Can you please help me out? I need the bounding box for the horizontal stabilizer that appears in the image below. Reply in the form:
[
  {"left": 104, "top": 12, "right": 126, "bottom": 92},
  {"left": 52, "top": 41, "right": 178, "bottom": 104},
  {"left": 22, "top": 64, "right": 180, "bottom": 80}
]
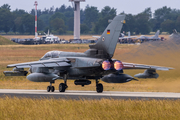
[{"left": 122, "top": 62, "right": 174, "bottom": 71}]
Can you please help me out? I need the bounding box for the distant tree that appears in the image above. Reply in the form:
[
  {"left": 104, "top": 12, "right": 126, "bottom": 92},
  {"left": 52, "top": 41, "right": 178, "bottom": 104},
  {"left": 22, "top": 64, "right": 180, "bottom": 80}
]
[
  {"left": 80, "top": 9, "right": 85, "bottom": 24},
  {"left": 154, "top": 6, "right": 171, "bottom": 20},
  {"left": 135, "top": 13, "right": 151, "bottom": 34},
  {"left": 142, "top": 7, "right": 152, "bottom": 19},
  {"left": 0, "top": 8, "right": 13, "bottom": 34},
  {"left": 12, "top": 9, "right": 29, "bottom": 34},
  {"left": 161, "top": 19, "right": 175, "bottom": 33},
  {"left": 64, "top": 11, "right": 74, "bottom": 19},
  {"left": 80, "top": 24, "right": 89, "bottom": 34},
  {"left": 42, "top": 8, "right": 49, "bottom": 14},
  {"left": 153, "top": 6, "right": 172, "bottom": 31},
  {"left": 176, "top": 16, "right": 180, "bottom": 32},
  {"left": 30, "top": 9, "right": 42, "bottom": 17},
  {"left": 49, "top": 6, "right": 55, "bottom": 15},
  {"left": 39, "top": 14, "right": 51, "bottom": 27},
  {"left": 44, "top": 27, "right": 50, "bottom": 34},
  {"left": 50, "top": 12, "right": 66, "bottom": 23},
  {"left": 67, "top": 17, "right": 74, "bottom": 31},
  {"left": 94, "top": 6, "right": 116, "bottom": 34},
  {"left": 12, "top": 9, "right": 27, "bottom": 17},
  {"left": 37, "top": 19, "right": 45, "bottom": 31},
  {"left": 0, "top": 4, "right": 11, "bottom": 11},
  {"left": 122, "top": 14, "right": 136, "bottom": 34},
  {"left": 55, "top": 4, "right": 66, "bottom": 13},
  {"left": 22, "top": 14, "right": 34, "bottom": 34},
  {"left": 14, "top": 17, "right": 24, "bottom": 34},
  {"left": 84, "top": 5, "right": 99, "bottom": 28},
  {"left": 50, "top": 18, "right": 67, "bottom": 34}
]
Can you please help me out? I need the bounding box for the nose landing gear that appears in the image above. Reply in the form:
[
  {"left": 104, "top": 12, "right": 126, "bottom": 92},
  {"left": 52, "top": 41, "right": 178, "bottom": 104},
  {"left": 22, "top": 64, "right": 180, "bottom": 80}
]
[{"left": 47, "top": 82, "right": 55, "bottom": 92}]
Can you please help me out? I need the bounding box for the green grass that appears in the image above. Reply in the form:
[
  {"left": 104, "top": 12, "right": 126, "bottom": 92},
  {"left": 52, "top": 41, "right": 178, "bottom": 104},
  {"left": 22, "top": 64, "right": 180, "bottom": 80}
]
[
  {"left": 0, "top": 35, "right": 17, "bottom": 45},
  {"left": 0, "top": 97, "right": 180, "bottom": 120}
]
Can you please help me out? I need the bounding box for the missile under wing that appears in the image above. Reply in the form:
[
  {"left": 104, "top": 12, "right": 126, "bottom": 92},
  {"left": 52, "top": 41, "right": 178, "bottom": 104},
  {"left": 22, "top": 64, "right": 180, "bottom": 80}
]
[{"left": 4, "top": 15, "right": 173, "bottom": 93}]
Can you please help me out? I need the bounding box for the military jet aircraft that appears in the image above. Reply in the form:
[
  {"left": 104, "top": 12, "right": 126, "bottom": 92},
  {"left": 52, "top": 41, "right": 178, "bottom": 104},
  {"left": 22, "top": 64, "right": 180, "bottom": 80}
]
[
  {"left": 169, "top": 29, "right": 180, "bottom": 39},
  {"left": 3, "top": 15, "right": 173, "bottom": 93},
  {"left": 119, "top": 31, "right": 137, "bottom": 40},
  {"left": 137, "top": 30, "right": 161, "bottom": 40}
]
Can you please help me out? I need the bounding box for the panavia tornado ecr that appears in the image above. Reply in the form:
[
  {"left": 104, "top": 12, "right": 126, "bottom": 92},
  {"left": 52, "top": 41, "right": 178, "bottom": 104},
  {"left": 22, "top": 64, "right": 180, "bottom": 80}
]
[{"left": 3, "top": 15, "right": 173, "bottom": 93}]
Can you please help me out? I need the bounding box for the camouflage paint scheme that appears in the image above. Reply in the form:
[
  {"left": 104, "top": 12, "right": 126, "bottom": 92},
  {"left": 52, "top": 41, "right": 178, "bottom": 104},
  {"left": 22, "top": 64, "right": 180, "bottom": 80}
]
[{"left": 4, "top": 15, "right": 173, "bottom": 93}]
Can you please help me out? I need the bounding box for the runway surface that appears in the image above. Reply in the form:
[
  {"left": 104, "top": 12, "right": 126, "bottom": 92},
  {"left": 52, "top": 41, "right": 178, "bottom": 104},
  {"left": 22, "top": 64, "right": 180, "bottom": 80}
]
[{"left": 0, "top": 89, "right": 180, "bottom": 100}]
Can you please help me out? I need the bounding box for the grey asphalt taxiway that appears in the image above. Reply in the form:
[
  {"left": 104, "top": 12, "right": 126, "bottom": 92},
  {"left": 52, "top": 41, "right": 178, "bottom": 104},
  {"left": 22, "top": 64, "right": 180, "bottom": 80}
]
[{"left": 0, "top": 89, "right": 180, "bottom": 100}]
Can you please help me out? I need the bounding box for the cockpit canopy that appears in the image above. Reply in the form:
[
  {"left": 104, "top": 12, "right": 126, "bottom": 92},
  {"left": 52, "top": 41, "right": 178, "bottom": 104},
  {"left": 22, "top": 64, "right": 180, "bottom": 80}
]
[{"left": 41, "top": 51, "right": 61, "bottom": 59}]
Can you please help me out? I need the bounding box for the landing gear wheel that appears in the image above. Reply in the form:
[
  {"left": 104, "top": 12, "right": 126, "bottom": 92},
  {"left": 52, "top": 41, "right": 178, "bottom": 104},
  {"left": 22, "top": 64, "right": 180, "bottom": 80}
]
[
  {"left": 65, "top": 85, "right": 68, "bottom": 89},
  {"left": 47, "top": 86, "right": 51, "bottom": 92},
  {"left": 96, "top": 83, "right": 103, "bottom": 93},
  {"left": 51, "top": 86, "right": 55, "bottom": 92},
  {"left": 59, "top": 83, "right": 66, "bottom": 92}
]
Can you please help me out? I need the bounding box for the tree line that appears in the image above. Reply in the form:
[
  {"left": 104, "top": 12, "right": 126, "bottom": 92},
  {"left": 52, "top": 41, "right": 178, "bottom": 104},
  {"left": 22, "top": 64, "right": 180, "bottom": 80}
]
[{"left": 0, "top": 4, "right": 180, "bottom": 35}]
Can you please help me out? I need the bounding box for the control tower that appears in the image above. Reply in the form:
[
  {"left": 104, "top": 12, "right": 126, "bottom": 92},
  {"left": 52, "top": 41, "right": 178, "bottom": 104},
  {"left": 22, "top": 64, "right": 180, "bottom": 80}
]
[
  {"left": 34, "top": 1, "right": 38, "bottom": 38},
  {"left": 69, "top": 0, "right": 85, "bottom": 39}
]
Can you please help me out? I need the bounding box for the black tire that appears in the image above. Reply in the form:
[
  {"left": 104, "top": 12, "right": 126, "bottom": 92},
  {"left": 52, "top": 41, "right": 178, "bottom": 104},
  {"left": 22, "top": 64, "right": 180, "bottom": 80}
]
[
  {"left": 47, "top": 86, "right": 51, "bottom": 92},
  {"left": 96, "top": 83, "right": 103, "bottom": 93},
  {"left": 65, "top": 85, "right": 68, "bottom": 89},
  {"left": 59, "top": 83, "right": 66, "bottom": 92},
  {"left": 51, "top": 86, "right": 55, "bottom": 92}
]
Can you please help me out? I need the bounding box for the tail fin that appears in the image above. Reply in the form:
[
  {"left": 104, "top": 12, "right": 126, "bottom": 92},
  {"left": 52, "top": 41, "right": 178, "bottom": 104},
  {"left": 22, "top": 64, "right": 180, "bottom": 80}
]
[
  {"left": 89, "top": 15, "right": 125, "bottom": 59},
  {"left": 154, "top": 30, "right": 160, "bottom": 37},
  {"left": 128, "top": 31, "right": 130, "bottom": 37},
  {"left": 173, "top": 29, "right": 178, "bottom": 34}
]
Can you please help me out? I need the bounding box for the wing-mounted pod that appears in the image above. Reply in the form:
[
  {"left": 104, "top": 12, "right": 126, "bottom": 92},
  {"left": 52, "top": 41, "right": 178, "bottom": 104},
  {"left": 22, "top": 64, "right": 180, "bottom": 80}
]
[
  {"left": 101, "top": 73, "right": 137, "bottom": 83},
  {"left": 27, "top": 73, "right": 59, "bottom": 82},
  {"left": 134, "top": 69, "right": 159, "bottom": 78},
  {"left": 3, "top": 68, "right": 28, "bottom": 76}
]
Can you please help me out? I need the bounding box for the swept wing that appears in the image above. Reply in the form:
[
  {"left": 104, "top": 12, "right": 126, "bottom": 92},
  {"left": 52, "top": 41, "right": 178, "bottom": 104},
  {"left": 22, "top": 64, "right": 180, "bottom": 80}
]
[{"left": 7, "top": 59, "right": 71, "bottom": 68}]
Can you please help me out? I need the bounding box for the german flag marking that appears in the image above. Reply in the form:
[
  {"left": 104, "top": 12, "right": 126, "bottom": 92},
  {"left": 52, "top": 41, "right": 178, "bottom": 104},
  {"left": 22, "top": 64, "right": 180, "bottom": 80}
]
[{"left": 107, "top": 30, "right": 110, "bottom": 34}]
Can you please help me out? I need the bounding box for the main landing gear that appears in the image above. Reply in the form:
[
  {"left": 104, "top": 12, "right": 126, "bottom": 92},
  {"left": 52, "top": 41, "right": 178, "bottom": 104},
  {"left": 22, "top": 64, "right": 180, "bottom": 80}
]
[
  {"left": 59, "top": 74, "right": 68, "bottom": 92},
  {"left": 47, "top": 82, "right": 55, "bottom": 92},
  {"left": 96, "top": 79, "right": 103, "bottom": 93},
  {"left": 47, "top": 75, "right": 103, "bottom": 93}
]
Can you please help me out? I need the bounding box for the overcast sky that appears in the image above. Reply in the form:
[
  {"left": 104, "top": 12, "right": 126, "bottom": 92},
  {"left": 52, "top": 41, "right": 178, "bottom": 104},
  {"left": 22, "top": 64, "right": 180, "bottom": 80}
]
[{"left": 0, "top": 0, "right": 180, "bottom": 15}]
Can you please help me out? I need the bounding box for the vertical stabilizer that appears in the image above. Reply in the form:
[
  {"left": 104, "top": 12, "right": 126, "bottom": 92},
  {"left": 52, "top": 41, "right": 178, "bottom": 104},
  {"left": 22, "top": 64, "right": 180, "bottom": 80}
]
[
  {"left": 48, "top": 30, "right": 50, "bottom": 36},
  {"left": 154, "top": 30, "right": 160, "bottom": 37},
  {"left": 173, "top": 29, "right": 178, "bottom": 34},
  {"left": 89, "top": 15, "right": 125, "bottom": 59},
  {"left": 128, "top": 31, "right": 130, "bottom": 37}
]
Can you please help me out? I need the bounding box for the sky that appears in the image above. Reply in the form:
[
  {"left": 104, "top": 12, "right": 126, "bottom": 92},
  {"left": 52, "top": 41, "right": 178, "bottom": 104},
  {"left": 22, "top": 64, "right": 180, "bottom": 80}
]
[{"left": 0, "top": 0, "right": 180, "bottom": 15}]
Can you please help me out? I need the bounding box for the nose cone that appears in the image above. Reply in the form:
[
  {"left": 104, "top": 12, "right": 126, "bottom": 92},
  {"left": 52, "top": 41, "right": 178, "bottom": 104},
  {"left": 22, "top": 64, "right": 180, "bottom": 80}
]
[{"left": 27, "top": 73, "right": 35, "bottom": 81}]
